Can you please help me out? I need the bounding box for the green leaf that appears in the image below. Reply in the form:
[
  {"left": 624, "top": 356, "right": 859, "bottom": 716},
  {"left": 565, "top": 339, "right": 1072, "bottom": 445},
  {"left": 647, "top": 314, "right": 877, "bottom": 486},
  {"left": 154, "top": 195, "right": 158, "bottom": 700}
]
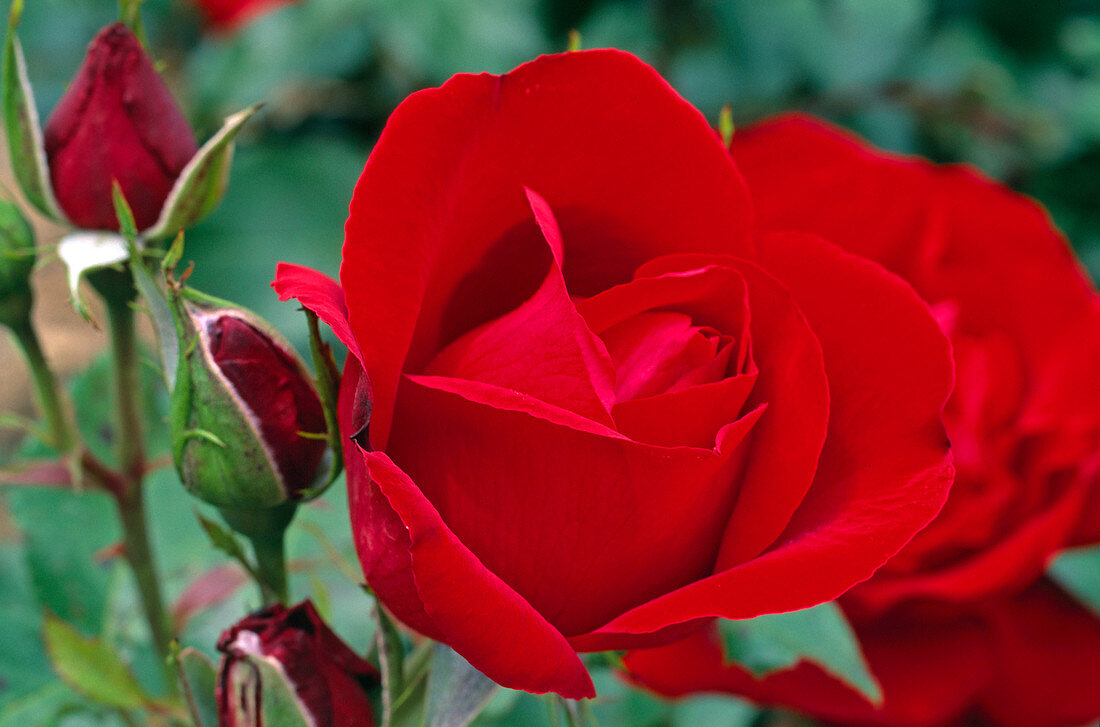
[
  {"left": 0, "top": 545, "right": 54, "bottom": 707},
  {"left": 176, "top": 647, "right": 219, "bottom": 727},
  {"left": 41, "top": 615, "right": 153, "bottom": 710},
  {"left": 720, "top": 602, "right": 882, "bottom": 705},
  {"left": 424, "top": 644, "right": 498, "bottom": 727},
  {"left": 1049, "top": 546, "right": 1100, "bottom": 616},
  {"left": 0, "top": 0, "right": 63, "bottom": 222},
  {"left": 144, "top": 104, "right": 261, "bottom": 240}
]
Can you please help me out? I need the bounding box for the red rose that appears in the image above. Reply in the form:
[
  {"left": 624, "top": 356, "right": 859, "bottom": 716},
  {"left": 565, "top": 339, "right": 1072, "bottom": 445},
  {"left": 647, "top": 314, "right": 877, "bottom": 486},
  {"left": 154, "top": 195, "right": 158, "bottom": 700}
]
[
  {"left": 624, "top": 116, "right": 1100, "bottom": 727},
  {"left": 43, "top": 23, "right": 198, "bottom": 231},
  {"left": 217, "top": 600, "right": 377, "bottom": 727},
  {"left": 192, "top": 0, "right": 300, "bottom": 31},
  {"left": 273, "top": 51, "right": 954, "bottom": 698}
]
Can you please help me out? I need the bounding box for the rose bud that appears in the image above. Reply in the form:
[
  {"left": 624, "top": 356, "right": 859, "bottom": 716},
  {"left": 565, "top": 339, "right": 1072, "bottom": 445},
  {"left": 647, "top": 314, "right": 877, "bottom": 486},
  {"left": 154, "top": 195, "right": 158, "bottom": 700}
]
[
  {"left": 217, "top": 601, "right": 377, "bottom": 727},
  {"left": 43, "top": 23, "right": 198, "bottom": 231},
  {"left": 169, "top": 290, "right": 328, "bottom": 517},
  {"left": 0, "top": 198, "right": 35, "bottom": 329}
]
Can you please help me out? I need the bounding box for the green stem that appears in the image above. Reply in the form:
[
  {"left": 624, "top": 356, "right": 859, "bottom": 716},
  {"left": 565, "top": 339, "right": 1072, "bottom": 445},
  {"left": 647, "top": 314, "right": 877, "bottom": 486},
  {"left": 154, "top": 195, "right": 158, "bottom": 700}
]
[
  {"left": 219, "top": 504, "right": 295, "bottom": 605},
  {"left": 105, "top": 296, "right": 144, "bottom": 482},
  {"left": 116, "top": 486, "right": 175, "bottom": 694},
  {"left": 10, "top": 320, "right": 74, "bottom": 452},
  {"left": 250, "top": 531, "right": 288, "bottom": 605},
  {"left": 103, "top": 290, "right": 175, "bottom": 696}
]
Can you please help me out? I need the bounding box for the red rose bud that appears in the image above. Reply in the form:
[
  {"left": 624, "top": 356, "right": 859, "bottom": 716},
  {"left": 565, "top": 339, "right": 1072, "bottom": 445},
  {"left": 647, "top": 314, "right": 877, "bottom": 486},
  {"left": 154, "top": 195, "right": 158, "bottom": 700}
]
[
  {"left": 170, "top": 292, "right": 328, "bottom": 512},
  {"left": 217, "top": 601, "right": 377, "bottom": 727},
  {"left": 43, "top": 23, "right": 198, "bottom": 231},
  {"left": 0, "top": 198, "right": 35, "bottom": 328}
]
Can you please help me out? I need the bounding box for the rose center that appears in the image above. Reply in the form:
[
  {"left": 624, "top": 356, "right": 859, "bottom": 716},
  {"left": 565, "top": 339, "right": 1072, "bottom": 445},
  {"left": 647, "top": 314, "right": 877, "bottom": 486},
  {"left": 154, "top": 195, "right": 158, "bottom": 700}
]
[{"left": 600, "top": 311, "right": 734, "bottom": 401}]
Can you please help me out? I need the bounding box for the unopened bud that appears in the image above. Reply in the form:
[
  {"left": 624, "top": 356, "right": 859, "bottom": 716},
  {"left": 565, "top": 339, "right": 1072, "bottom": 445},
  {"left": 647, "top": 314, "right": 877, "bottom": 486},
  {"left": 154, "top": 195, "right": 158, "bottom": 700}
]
[
  {"left": 170, "top": 291, "right": 328, "bottom": 513},
  {"left": 216, "top": 601, "right": 377, "bottom": 727},
  {"left": 43, "top": 23, "right": 197, "bottom": 231}
]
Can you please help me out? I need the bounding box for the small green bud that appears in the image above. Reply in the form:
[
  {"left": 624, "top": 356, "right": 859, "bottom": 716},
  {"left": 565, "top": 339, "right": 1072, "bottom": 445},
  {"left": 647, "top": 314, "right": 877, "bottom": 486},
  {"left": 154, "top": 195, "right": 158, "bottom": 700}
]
[
  {"left": 0, "top": 198, "right": 35, "bottom": 328},
  {"left": 169, "top": 289, "right": 329, "bottom": 513}
]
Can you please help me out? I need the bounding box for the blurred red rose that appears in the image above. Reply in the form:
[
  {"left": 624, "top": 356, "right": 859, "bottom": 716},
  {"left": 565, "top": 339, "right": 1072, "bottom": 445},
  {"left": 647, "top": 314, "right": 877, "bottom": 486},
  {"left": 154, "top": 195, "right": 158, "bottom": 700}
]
[
  {"left": 217, "top": 600, "right": 377, "bottom": 727},
  {"left": 624, "top": 116, "right": 1100, "bottom": 727},
  {"left": 43, "top": 23, "right": 197, "bottom": 231},
  {"left": 274, "top": 51, "right": 955, "bottom": 698},
  {"left": 193, "top": 0, "right": 300, "bottom": 31}
]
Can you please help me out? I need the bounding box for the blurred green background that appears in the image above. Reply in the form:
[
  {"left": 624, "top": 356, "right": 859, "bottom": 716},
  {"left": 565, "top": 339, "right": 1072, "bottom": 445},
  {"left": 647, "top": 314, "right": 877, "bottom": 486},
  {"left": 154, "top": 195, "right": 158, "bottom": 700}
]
[
  {"left": 17, "top": 0, "right": 1100, "bottom": 348},
  {"left": 3, "top": 1, "right": 1100, "bottom": 725}
]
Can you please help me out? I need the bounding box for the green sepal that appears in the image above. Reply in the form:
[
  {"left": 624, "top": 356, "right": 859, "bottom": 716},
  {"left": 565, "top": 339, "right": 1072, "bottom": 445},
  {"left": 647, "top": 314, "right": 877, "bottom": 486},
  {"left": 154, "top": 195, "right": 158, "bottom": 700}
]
[
  {"left": 720, "top": 601, "right": 882, "bottom": 705},
  {"left": 144, "top": 104, "right": 261, "bottom": 240},
  {"left": 175, "top": 647, "right": 219, "bottom": 727},
  {"left": 1, "top": 0, "right": 64, "bottom": 222},
  {"left": 222, "top": 639, "right": 314, "bottom": 727}
]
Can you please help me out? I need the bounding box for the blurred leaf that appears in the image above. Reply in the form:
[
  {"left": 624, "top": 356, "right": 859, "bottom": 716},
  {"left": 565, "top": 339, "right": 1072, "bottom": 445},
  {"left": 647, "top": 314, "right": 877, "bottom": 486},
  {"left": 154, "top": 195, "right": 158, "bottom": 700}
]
[
  {"left": 4, "top": 487, "right": 116, "bottom": 633},
  {"left": 424, "top": 644, "right": 498, "bottom": 727},
  {"left": 42, "top": 615, "right": 152, "bottom": 710},
  {"left": 720, "top": 602, "right": 882, "bottom": 705},
  {"left": 0, "top": 545, "right": 54, "bottom": 706},
  {"left": 669, "top": 696, "right": 757, "bottom": 727},
  {"left": 0, "top": 682, "right": 85, "bottom": 727},
  {"left": 176, "top": 647, "right": 218, "bottom": 727},
  {"left": 170, "top": 564, "right": 247, "bottom": 633},
  {"left": 1048, "top": 546, "right": 1100, "bottom": 616}
]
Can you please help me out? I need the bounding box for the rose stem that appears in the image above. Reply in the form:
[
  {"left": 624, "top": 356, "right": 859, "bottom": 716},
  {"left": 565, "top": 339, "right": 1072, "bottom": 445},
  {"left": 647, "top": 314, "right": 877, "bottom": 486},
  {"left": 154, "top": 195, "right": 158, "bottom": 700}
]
[
  {"left": 9, "top": 319, "right": 74, "bottom": 452},
  {"left": 250, "top": 530, "right": 289, "bottom": 605},
  {"left": 103, "top": 289, "right": 176, "bottom": 696}
]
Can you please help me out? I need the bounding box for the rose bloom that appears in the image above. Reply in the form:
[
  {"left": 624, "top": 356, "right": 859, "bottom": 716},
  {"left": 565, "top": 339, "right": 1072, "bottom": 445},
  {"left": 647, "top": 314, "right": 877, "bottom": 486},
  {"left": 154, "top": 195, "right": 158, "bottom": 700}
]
[
  {"left": 274, "top": 50, "right": 955, "bottom": 698},
  {"left": 624, "top": 118, "right": 1100, "bottom": 727}
]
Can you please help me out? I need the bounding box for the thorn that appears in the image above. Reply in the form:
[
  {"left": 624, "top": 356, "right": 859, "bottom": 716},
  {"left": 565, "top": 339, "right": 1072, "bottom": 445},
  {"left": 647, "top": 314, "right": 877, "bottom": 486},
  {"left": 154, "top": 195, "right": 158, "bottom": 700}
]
[
  {"left": 566, "top": 29, "right": 582, "bottom": 52},
  {"left": 719, "top": 104, "right": 734, "bottom": 149}
]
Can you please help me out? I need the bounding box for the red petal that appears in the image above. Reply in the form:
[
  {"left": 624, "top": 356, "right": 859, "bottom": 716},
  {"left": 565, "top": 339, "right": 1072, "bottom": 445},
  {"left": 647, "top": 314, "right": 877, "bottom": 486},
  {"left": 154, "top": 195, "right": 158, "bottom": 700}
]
[
  {"left": 630, "top": 255, "right": 830, "bottom": 568},
  {"left": 573, "top": 234, "right": 953, "bottom": 645},
  {"left": 341, "top": 361, "right": 594, "bottom": 697},
  {"left": 424, "top": 190, "right": 616, "bottom": 425},
  {"left": 342, "top": 49, "right": 752, "bottom": 449},
  {"left": 386, "top": 372, "right": 762, "bottom": 638},
  {"left": 273, "top": 262, "right": 361, "bottom": 362},
  {"left": 734, "top": 114, "right": 1100, "bottom": 601}
]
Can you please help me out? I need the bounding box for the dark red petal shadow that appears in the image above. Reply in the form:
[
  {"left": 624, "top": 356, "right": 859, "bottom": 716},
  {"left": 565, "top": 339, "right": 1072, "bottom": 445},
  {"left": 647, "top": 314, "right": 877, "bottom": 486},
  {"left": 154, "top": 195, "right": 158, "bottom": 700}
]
[{"left": 623, "top": 608, "right": 992, "bottom": 727}]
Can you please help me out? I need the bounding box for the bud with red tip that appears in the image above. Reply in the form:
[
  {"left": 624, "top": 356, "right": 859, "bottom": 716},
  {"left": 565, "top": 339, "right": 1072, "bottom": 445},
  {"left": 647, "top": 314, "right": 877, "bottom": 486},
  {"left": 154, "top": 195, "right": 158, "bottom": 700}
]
[
  {"left": 42, "top": 23, "right": 197, "bottom": 231},
  {"left": 169, "top": 287, "right": 329, "bottom": 517},
  {"left": 217, "top": 601, "right": 378, "bottom": 727}
]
